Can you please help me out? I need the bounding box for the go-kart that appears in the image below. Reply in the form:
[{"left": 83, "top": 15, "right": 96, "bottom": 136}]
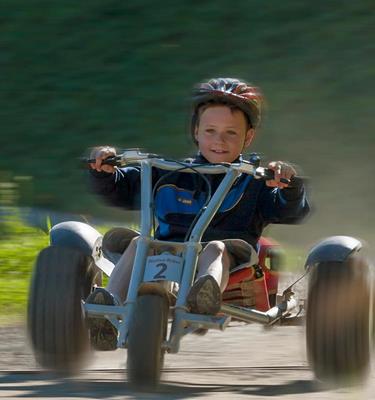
[{"left": 28, "top": 149, "right": 373, "bottom": 387}]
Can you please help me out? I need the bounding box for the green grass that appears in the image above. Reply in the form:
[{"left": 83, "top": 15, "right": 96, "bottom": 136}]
[
  {"left": 0, "top": 277, "right": 30, "bottom": 317},
  {"left": 0, "top": 218, "right": 49, "bottom": 274},
  {"left": 0, "top": 217, "right": 48, "bottom": 319},
  {"left": 0, "top": 216, "right": 133, "bottom": 320},
  {"left": 0, "top": 216, "right": 115, "bottom": 320}
]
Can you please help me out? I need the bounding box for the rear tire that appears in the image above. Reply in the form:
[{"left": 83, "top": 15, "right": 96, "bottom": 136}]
[
  {"left": 28, "top": 246, "right": 96, "bottom": 373},
  {"left": 127, "top": 294, "right": 169, "bottom": 387},
  {"left": 306, "top": 255, "right": 372, "bottom": 385}
]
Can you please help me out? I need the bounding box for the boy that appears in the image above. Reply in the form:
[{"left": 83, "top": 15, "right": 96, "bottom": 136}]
[{"left": 87, "top": 77, "right": 310, "bottom": 350}]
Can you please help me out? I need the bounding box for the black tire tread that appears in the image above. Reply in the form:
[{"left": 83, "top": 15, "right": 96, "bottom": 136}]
[
  {"left": 127, "top": 294, "right": 169, "bottom": 387},
  {"left": 28, "top": 245, "right": 95, "bottom": 373},
  {"left": 306, "top": 255, "right": 371, "bottom": 384}
]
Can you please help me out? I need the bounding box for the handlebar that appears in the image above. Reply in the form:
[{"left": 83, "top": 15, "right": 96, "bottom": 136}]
[{"left": 86, "top": 149, "right": 302, "bottom": 186}]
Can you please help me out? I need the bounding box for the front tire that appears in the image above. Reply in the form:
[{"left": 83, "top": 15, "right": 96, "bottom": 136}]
[
  {"left": 28, "top": 246, "right": 96, "bottom": 373},
  {"left": 127, "top": 294, "right": 169, "bottom": 387},
  {"left": 306, "top": 255, "right": 372, "bottom": 385}
]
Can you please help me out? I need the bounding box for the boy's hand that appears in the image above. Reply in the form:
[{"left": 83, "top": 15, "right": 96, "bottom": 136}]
[
  {"left": 89, "top": 146, "right": 117, "bottom": 173},
  {"left": 266, "top": 161, "right": 296, "bottom": 188}
]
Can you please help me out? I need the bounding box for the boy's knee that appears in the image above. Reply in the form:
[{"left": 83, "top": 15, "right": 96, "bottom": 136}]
[
  {"left": 128, "top": 235, "right": 140, "bottom": 248},
  {"left": 205, "top": 240, "right": 226, "bottom": 255},
  {"left": 103, "top": 228, "right": 139, "bottom": 254},
  {"left": 205, "top": 241, "right": 234, "bottom": 270}
]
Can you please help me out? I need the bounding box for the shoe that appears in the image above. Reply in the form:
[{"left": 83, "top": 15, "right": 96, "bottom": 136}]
[
  {"left": 86, "top": 288, "right": 118, "bottom": 351},
  {"left": 186, "top": 275, "right": 222, "bottom": 315}
]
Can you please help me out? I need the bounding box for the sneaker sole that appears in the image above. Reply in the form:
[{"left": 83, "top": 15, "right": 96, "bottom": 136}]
[{"left": 187, "top": 276, "right": 222, "bottom": 315}]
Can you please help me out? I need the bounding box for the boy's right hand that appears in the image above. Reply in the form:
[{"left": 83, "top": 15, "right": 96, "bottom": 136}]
[{"left": 89, "top": 146, "right": 117, "bottom": 173}]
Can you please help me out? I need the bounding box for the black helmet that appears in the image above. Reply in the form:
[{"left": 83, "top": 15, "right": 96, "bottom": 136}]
[{"left": 191, "top": 77, "right": 263, "bottom": 141}]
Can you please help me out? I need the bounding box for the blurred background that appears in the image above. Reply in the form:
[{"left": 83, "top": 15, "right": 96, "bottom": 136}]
[{"left": 0, "top": 0, "right": 374, "bottom": 316}]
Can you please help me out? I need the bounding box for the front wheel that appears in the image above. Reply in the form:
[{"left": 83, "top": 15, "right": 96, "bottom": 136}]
[
  {"left": 127, "top": 294, "right": 169, "bottom": 387},
  {"left": 28, "top": 246, "right": 96, "bottom": 373},
  {"left": 306, "top": 255, "right": 372, "bottom": 385}
]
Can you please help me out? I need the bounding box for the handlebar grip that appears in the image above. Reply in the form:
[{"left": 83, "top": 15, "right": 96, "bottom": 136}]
[
  {"left": 261, "top": 168, "right": 275, "bottom": 181},
  {"left": 86, "top": 156, "right": 121, "bottom": 167},
  {"left": 258, "top": 168, "right": 289, "bottom": 183},
  {"left": 259, "top": 168, "right": 303, "bottom": 187}
]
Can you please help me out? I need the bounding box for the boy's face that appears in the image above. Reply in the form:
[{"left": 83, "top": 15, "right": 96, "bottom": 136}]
[{"left": 194, "top": 105, "right": 255, "bottom": 163}]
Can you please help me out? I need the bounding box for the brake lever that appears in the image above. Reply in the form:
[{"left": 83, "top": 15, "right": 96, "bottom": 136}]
[
  {"left": 255, "top": 167, "right": 306, "bottom": 186},
  {"left": 85, "top": 156, "right": 122, "bottom": 167},
  {"left": 255, "top": 167, "right": 290, "bottom": 185},
  {"left": 85, "top": 149, "right": 158, "bottom": 167}
]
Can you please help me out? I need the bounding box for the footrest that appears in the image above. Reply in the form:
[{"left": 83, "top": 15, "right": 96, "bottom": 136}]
[
  {"left": 84, "top": 302, "right": 126, "bottom": 319},
  {"left": 180, "top": 311, "right": 231, "bottom": 331}
]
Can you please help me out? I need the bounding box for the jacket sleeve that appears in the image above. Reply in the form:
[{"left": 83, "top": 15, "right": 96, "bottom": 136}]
[
  {"left": 88, "top": 166, "right": 141, "bottom": 209},
  {"left": 258, "top": 179, "right": 310, "bottom": 224}
]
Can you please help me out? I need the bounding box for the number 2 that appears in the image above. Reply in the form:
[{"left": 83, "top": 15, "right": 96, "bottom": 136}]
[{"left": 154, "top": 263, "right": 167, "bottom": 279}]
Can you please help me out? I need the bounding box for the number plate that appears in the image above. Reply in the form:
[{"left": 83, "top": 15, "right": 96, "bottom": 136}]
[{"left": 143, "top": 254, "right": 183, "bottom": 283}]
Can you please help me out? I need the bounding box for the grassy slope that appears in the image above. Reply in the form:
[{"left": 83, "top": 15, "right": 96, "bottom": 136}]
[{"left": 0, "top": 217, "right": 48, "bottom": 317}]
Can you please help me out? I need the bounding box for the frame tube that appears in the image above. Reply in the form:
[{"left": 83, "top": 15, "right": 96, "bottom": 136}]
[
  {"left": 190, "top": 169, "right": 240, "bottom": 242},
  {"left": 220, "top": 296, "right": 298, "bottom": 324}
]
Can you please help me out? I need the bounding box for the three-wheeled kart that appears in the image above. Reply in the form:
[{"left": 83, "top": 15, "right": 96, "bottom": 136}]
[{"left": 28, "top": 150, "right": 373, "bottom": 386}]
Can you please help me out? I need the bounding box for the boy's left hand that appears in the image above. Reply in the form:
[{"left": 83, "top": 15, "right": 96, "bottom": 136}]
[{"left": 266, "top": 161, "right": 296, "bottom": 188}]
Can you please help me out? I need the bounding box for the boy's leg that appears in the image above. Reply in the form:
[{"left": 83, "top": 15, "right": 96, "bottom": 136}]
[
  {"left": 187, "top": 240, "right": 235, "bottom": 315},
  {"left": 86, "top": 236, "right": 139, "bottom": 350},
  {"left": 196, "top": 240, "right": 235, "bottom": 291},
  {"left": 107, "top": 236, "right": 139, "bottom": 303}
]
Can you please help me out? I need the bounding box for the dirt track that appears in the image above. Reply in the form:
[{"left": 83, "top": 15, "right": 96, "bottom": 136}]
[
  {"left": 1, "top": 322, "right": 375, "bottom": 399},
  {"left": 1, "top": 274, "right": 375, "bottom": 399}
]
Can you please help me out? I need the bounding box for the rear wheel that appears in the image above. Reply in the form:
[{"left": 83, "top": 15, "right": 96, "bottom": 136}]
[
  {"left": 28, "top": 246, "right": 96, "bottom": 373},
  {"left": 127, "top": 294, "right": 169, "bottom": 387},
  {"left": 306, "top": 255, "right": 372, "bottom": 385}
]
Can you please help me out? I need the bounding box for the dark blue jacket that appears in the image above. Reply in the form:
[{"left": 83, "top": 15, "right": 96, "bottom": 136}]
[{"left": 89, "top": 154, "right": 310, "bottom": 248}]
